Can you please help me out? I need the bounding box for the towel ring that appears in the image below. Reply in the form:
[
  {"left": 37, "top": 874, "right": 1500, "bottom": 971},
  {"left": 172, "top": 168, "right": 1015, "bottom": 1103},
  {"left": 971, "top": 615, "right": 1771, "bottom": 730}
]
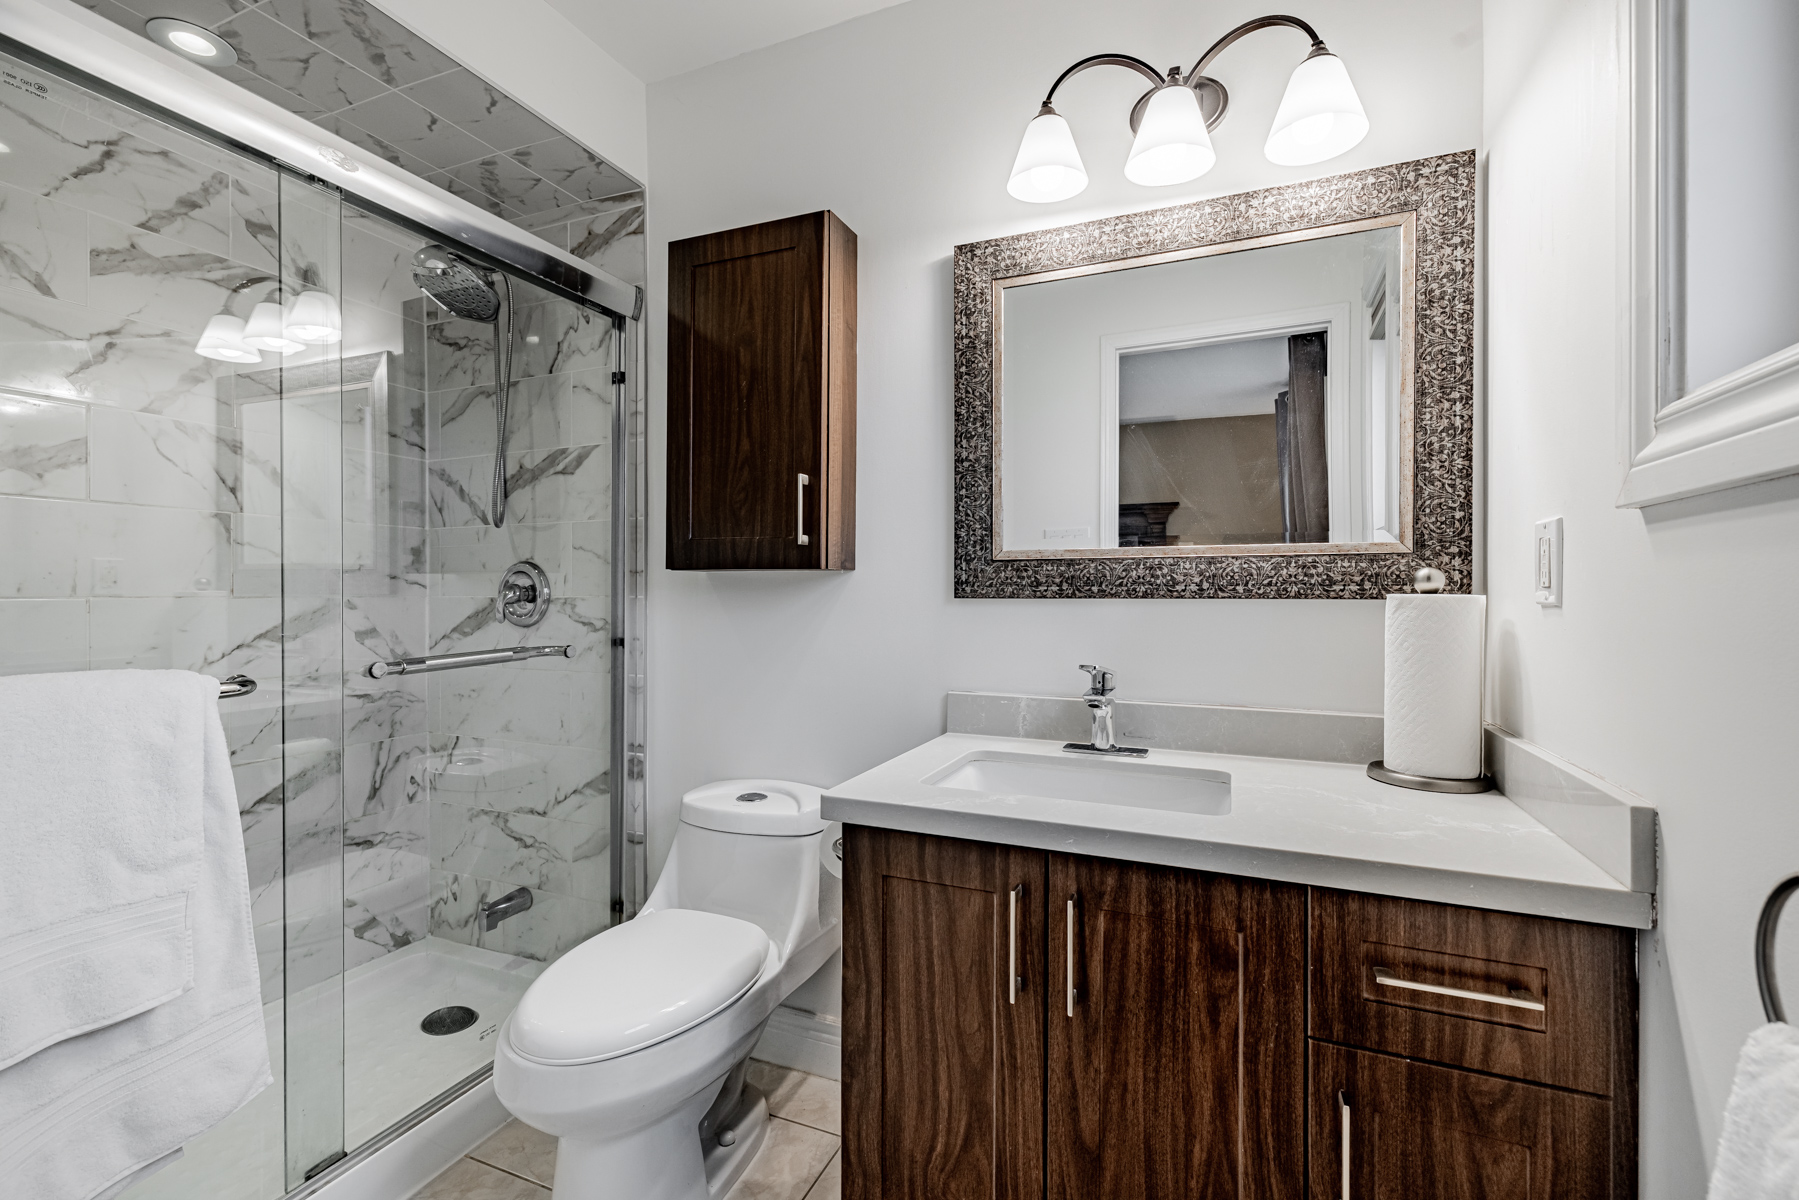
[{"left": 1756, "top": 876, "right": 1799, "bottom": 1023}]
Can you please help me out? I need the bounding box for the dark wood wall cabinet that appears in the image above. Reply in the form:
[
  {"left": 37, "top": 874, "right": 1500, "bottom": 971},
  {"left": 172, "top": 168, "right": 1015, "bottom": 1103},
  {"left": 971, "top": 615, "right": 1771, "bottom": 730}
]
[
  {"left": 843, "top": 827, "right": 1637, "bottom": 1200},
  {"left": 667, "top": 211, "right": 857, "bottom": 570}
]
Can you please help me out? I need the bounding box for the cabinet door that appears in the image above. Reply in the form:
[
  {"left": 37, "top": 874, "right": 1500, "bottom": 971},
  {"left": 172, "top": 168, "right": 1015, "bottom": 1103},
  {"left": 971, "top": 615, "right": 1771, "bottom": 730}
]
[
  {"left": 667, "top": 211, "right": 855, "bottom": 570},
  {"left": 842, "top": 828, "right": 1044, "bottom": 1200},
  {"left": 1311, "top": 1042, "right": 1612, "bottom": 1200},
  {"left": 1047, "top": 855, "right": 1305, "bottom": 1200}
]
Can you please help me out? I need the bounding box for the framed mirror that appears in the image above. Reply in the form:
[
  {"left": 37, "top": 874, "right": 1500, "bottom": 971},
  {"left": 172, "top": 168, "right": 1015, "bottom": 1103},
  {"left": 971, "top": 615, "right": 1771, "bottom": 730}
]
[{"left": 953, "top": 151, "right": 1474, "bottom": 598}]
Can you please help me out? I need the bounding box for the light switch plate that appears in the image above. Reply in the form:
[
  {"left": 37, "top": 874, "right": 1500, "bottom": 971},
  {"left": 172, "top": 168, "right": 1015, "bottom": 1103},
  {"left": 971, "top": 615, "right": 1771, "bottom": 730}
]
[{"left": 1533, "top": 517, "right": 1563, "bottom": 607}]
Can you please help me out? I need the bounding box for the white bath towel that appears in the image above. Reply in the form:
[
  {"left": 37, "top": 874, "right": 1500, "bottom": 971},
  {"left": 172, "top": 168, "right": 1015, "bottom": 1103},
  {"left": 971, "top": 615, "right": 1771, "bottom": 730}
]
[
  {"left": 0, "top": 670, "right": 213, "bottom": 1070},
  {"left": 0, "top": 670, "right": 271, "bottom": 1200},
  {"left": 1708, "top": 1022, "right": 1799, "bottom": 1199}
]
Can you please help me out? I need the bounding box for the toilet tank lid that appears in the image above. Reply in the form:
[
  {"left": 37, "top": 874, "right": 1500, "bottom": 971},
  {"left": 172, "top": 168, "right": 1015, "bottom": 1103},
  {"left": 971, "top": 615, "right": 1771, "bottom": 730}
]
[
  {"left": 509, "top": 909, "right": 769, "bottom": 1065},
  {"left": 682, "top": 779, "right": 826, "bottom": 836}
]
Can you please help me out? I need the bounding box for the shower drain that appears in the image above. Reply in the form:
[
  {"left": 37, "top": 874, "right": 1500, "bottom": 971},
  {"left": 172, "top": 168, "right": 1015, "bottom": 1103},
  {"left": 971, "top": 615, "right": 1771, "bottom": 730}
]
[{"left": 420, "top": 1006, "right": 479, "bottom": 1036}]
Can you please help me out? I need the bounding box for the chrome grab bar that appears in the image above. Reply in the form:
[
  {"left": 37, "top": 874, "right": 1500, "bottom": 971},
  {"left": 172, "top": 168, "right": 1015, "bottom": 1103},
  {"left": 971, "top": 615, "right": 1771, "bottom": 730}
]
[
  {"left": 366, "top": 644, "right": 573, "bottom": 679},
  {"left": 1372, "top": 966, "right": 1545, "bottom": 1011},
  {"left": 217, "top": 675, "right": 257, "bottom": 698}
]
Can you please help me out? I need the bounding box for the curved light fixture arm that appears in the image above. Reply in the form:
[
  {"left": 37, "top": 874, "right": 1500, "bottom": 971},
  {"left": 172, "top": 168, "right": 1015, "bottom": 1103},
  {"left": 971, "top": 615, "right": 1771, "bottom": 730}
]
[
  {"left": 1186, "top": 14, "right": 1326, "bottom": 82},
  {"left": 1041, "top": 53, "right": 1167, "bottom": 107}
]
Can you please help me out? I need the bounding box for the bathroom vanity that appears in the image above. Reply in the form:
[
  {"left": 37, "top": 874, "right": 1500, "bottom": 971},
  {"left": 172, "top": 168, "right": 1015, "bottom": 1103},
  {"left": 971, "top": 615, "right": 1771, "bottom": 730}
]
[{"left": 825, "top": 695, "right": 1653, "bottom": 1200}]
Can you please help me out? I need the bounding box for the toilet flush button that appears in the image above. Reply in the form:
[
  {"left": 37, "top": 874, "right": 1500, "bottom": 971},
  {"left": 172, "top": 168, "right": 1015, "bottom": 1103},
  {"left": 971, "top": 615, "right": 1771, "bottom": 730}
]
[{"left": 736, "top": 792, "right": 767, "bottom": 803}]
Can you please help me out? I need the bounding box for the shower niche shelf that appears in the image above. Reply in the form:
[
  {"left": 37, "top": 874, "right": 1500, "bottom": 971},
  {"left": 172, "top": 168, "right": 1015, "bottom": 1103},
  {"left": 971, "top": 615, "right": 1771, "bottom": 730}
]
[{"left": 667, "top": 210, "right": 858, "bottom": 571}]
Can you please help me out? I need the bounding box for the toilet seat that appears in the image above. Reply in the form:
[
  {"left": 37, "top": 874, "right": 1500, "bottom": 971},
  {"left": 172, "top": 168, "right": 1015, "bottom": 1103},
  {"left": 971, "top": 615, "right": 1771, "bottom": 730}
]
[{"left": 508, "top": 909, "right": 770, "bottom": 1066}]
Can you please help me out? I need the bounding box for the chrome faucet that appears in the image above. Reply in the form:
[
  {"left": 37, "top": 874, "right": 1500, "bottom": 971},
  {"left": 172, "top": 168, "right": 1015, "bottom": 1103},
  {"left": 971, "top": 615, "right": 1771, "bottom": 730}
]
[
  {"left": 480, "top": 886, "right": 534, "bottom": 931},
  {"left": 1063, "top": 664, "right": 1148, "bottom": 758}
]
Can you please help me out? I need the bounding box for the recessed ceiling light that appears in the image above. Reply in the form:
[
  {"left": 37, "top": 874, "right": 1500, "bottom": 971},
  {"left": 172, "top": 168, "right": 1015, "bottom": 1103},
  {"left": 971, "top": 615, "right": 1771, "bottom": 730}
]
[{"left": 144, "top": 18, "right": 237, "bottom": 67}]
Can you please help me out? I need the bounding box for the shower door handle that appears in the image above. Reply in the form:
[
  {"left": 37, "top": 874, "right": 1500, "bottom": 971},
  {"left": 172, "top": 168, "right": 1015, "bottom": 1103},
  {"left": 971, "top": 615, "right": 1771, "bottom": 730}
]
[{"left": 797, "top": 473, "right": 810, "bottom": 546}]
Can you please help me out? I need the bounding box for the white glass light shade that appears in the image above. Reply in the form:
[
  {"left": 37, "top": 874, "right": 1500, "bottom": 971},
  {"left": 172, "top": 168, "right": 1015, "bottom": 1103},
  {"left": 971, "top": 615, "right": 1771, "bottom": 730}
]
[
  {"left": 1264, "top": 52, "right": 1369, "bottom": 166},
  {"left": 1007, "top": 107, "right": 1088, "bottom": 204},
  {"left": 1124, "top": 85, "right": 1216, "bottom": 186},
  {"left": 194, "top": 314, "right": 261, "bottom": 363},
  {"left": 285, "top": 290, "right": 342, "bottom": 344},
  {"left": 242, "top": 301, "right": 304, "bottom": 354}
]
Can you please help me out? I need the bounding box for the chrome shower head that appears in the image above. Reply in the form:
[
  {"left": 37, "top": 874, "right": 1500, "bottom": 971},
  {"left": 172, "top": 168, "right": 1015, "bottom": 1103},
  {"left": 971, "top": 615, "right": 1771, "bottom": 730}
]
[{"left": 412, "top": 244, "right": 499, "bottom": 321}]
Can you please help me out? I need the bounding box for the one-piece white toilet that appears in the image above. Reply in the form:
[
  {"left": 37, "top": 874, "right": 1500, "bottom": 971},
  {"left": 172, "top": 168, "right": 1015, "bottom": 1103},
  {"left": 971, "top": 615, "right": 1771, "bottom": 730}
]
[{"left": 493, "top": 779, "right": 841, "bottom": 1200}]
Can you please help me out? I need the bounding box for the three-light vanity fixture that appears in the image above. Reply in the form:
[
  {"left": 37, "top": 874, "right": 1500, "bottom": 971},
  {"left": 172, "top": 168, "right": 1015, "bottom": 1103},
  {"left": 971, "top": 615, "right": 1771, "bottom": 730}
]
[
  {"left": 194, "top": 291, "right": 342, "bottom": 364},
  {"left": 1008, "top": 14, "right": 1369, "bottom": 203}
]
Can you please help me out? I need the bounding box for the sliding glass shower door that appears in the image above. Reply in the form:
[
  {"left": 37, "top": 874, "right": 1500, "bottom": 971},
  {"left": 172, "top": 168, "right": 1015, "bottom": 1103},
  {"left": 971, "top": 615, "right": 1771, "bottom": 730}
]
[{"left": 0, "top": 41, "right": 635, "bottom": 1199}]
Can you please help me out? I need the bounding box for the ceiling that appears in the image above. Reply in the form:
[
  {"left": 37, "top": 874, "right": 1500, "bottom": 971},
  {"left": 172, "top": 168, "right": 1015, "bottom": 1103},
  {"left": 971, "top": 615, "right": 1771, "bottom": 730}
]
[
  {"left": 1119, "top": 335, "right": 1293, "bottom": 424},
  {"left": 543, "top": 0, "right": 915, "bottom": 82}
]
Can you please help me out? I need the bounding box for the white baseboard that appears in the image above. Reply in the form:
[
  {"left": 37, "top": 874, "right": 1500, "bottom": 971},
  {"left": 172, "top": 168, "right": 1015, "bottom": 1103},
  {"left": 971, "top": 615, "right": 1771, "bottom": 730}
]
[
  {"left": 753, "top": 1005, "right": 841, "bottom": 1081},
  {"left": 308, "top": 1076, "right": 511, "bottom": 1200}
]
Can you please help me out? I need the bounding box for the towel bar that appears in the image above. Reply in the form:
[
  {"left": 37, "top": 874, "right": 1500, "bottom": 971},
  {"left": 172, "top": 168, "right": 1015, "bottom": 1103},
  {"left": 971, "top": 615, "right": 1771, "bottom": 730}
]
[
  {"left": 366, "top": 645, "right": 573, "bottom": 679},
  {"left": 1757, "top": 876, "right": 1799, "bottom": 1022},
  {"left": 217, "top": 675, "right": 257, "bottom": 698}
]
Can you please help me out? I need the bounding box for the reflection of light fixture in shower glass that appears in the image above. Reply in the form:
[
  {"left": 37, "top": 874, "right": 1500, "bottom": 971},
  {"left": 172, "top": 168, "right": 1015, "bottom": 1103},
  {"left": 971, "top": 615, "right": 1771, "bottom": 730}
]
[
  {"left": 285, "top": 290, "right": 342, "bottom": 344},
  {"left": 194, "top": 314, "right": 261, "bottom": 363},
  {"left": 242, "top": 301, "right": 304, "bottom": 354}
]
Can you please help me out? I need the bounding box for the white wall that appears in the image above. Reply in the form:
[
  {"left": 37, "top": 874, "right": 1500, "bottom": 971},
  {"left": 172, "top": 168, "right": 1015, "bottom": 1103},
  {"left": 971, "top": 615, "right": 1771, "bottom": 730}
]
[
  {"left": 643, "top": 0, "right": 1480, "bottom": 1019},
  {"left": 1485, "top": 0, "right": 1799, "bottom": 1190},
  {"left": 372, "top": 0, "right": 649, "bottom": 183}
]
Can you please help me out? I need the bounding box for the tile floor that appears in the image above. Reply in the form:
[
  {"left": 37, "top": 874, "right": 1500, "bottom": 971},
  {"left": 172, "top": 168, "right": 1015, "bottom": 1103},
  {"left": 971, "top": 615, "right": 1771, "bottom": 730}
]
[{"left": 414, "top": 1061, "right": 840, "bottom": 1200}]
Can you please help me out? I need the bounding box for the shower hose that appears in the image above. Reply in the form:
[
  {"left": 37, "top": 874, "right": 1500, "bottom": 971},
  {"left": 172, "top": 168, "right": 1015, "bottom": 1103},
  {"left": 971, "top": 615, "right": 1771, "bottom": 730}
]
[{"left": 490, "top": 272, "right": 515, "bottom": 528}]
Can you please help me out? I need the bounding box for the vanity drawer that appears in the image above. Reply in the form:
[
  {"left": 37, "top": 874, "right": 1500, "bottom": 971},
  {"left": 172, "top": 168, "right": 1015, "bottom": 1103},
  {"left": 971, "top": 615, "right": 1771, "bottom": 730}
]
[{"left": 1309, "top": 888, "right": 1631, "bottom": 1095}]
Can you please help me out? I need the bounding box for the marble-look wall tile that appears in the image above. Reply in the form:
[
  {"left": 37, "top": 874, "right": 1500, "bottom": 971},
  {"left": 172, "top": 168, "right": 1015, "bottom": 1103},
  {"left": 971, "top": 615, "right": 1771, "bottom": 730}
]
[
  {"left": 89, "top": 407, "right": 275, "bottom": 513},
  {"left": 398, "top": 70, "right": 558, "bottom": 154},
  {"left": 0, "top": 184, "right": 88, "bottom": 303},
  {"left": 345, "top": 446, "right": 427, "bottom": 527},
  {"left": 430, "top": 445, "right": 607, "bottom": 529},
  {"left": 428, "top": 870, "right": 608, "bottom": 962},
  {"left": 427, "top": 735, "right": 605, "bottom": 827},
  {"left": 507, "top": 142, "right": 637, "bottom": 207},
  {"left": 229, "top": 178, "right": 281, "bottom": 275},
  {"left": 0, "top": 290, "right": 245, "bottom": 425},
  {"left": 567, "top": 201, "right": 645, "bottom": 288},
  {"left": 430, "top": 800, "right": 606, "bottom": 902},
  {"left": 438, "top": 157, "right": 573, "bottom": 218},
  {"left": 0, "top": 90, "right": 236, "bottom": 257},
  {"left": 87, "top": 216, "right": 277, "bottom": 336},
  {"left": 428, "top": 520, "right": 609, "bottom": 599},
  {"left": 263, "top": 0, "right": 461, "bottom": 90},
  {"left": 426, "top": 665, "right": 607, "bottom": 748},
  {"left": 511, "top": 304, "right": 612, "bottom": 381},
  {"left": 346, "top": 381, "right": 427, "bottom": 461},
  {"left": 324, "top": 92, "right": 489, "bottom": 174},
  {"left": 0, "top": 598, "right": 89, "bottom": 675},
  {"left": 426, "top": 594, "right": 607, "bottom": 665},
  {"left": 0, "top": 497, "right": 232, "bottom": 597},
  {"left": 216, "top": 6, "right": 387, "bottom": 116},
  {"left": 0, "top": 393, "right": 86, "bottom": 498},
  {"left": 429, "top": 370, "right": 609, "bottom": 461},
  {"left": 342, "top": 216, "right": 426, "bottom": 315}
]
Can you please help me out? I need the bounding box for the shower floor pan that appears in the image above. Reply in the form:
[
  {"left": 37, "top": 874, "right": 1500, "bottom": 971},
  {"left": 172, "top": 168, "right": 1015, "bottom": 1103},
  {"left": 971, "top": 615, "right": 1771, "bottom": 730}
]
[{"left": 120, "top": 938, "right": 543, "bottom": 1200}]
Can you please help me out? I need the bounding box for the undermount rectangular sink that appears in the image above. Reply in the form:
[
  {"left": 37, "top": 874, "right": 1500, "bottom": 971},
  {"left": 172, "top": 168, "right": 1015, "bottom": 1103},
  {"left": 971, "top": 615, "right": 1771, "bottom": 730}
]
[{"left": 927, "top": 751, "right": 1232, "bottom": 815}]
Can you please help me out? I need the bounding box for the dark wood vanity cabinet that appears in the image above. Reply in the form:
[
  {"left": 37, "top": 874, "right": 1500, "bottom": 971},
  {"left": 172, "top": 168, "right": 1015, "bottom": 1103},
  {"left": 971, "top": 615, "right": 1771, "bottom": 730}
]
[
  {"left": 843, "top": 828, "right": 1637, "bottom": 1200},
  {"left": 667, "top": 210, "right": 856, "bottom": 571}
]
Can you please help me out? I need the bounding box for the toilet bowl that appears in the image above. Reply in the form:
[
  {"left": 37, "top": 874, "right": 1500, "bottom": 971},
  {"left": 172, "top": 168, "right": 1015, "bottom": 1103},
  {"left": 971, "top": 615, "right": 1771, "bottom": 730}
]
[{"left": 494, "top": 779, "right": 841, "bottom": 1200}]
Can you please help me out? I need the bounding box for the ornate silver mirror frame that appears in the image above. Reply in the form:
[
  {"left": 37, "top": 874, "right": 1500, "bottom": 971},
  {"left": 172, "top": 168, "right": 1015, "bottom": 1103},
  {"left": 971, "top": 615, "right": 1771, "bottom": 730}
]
[{"left": 953, "top": 150, "right": 1475, "bottom": 599}]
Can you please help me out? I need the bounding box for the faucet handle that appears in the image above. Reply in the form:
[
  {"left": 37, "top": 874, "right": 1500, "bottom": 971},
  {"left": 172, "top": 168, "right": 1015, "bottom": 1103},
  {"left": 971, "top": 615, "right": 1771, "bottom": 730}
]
[{"left": 1078, "top": 664, "right": 1115, "bottom": 696}]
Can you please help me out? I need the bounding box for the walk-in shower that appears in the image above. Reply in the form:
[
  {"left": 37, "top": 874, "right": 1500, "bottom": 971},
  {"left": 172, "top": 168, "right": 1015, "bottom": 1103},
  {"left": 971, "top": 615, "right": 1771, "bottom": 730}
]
[{"left": 0, "top": 28, "right": 646, "bottom": 1200}]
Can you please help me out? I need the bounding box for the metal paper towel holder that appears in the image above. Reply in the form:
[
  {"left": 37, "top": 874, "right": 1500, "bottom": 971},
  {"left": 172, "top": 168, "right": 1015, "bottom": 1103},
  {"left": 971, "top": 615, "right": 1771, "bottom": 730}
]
[{"left": 1366, "top": 566, "right": 1495, "bottom": 794}]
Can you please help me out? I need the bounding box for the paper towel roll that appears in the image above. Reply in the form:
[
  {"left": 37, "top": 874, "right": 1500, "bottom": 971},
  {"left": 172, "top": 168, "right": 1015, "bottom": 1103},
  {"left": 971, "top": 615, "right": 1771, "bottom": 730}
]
[{"left": 1383, "top": 593, "right": 1486, "bottom": 779}]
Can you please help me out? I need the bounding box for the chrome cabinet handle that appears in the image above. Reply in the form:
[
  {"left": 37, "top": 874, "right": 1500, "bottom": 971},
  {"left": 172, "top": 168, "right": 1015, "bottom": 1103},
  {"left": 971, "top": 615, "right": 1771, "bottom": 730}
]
[
  {"left": 1339, "top": 1090, "right": 1351, "bottom": 1200},
  {"left": 796, "top": 473, "right": 810, "bottom": 546},
  {"left": 1372, "top": 966, "right": 1545, "bottom": 1011},
  {"left": 1065, "top": 896, "right": 1077, "bottom": 1018},
  {"left": 1009, "top": 884, "right": 1023, "bottom": 1004}
]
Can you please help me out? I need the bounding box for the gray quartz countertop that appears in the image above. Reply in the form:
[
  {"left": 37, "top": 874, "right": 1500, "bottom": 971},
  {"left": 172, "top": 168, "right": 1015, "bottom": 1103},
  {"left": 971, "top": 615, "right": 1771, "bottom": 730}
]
[{"left": 822, "top": 732, "right": 1654, "bottom": 928}]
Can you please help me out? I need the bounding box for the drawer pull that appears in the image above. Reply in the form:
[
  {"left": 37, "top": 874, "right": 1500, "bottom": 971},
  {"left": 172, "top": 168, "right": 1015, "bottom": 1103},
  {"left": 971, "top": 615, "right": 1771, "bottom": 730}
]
[
  {"left": 1339, "top": 1090, "right": 1351, "bottom": 1200},
  {"left": 1065, "top": 896, "right": 1077, "bottom": 1017},
  {"left": 1009, "top": 884, "right": 1023, "bottom": 1004},
  {"left": 1373, "top": 966, "right": 1545, "bottom": 1011},
  {"left": 796, "top": 473, "right": 811, "bottom": 546}
]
